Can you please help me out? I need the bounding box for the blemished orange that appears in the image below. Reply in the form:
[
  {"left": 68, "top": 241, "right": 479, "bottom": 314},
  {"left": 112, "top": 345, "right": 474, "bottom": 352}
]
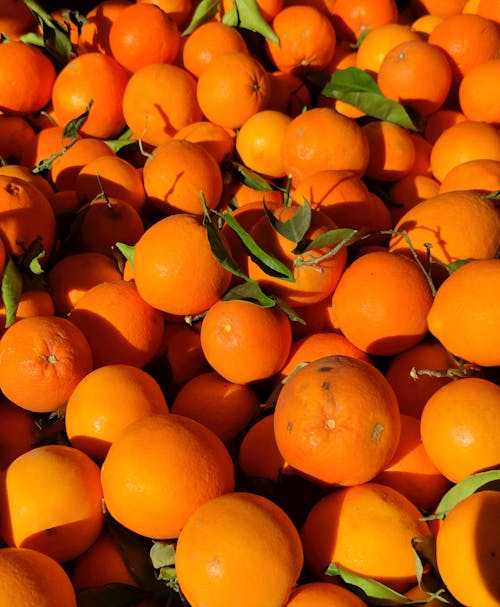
[
  {"left": 75, "top": 154, "right": 146, "bottom": 212},
  {"left": 423, "top": 108, "right": 466, "bottom": 145},
  {"left": 0, "top": 116, "right": 36, "bottom": 166},
  {"left": 78, "top": 0, "right": 133, "bottom": 55},
  {"left": 0, "top": 547, "right": 77, "bottom": 607},
  {"left": 439, "top": 158, "right": 500, "bottom": 194},
  {"left": 327, "top": 0, "right": 399, "bottom": 42},
  {"left": 65, "top": 364, "right": 169, "bottom": 460},
  {"left": 274, "top": 355, "right": 401, "bottom": 486},
  {"left": 278, "top": 330, "right": 371, "bottom": 381},
  {"left": 389, "top": 190, "right": 500, "bottom": 269},
  {"left": 330, "top": 251, "right": 434, "bottom": 356},
  {"left": 429, "top": 119, "right": 500, "bottom": 183},
  {"left": 301, "top": 482, "right": 430, "bottom": 592},
  {"left": 0, "top": 445, "right": 104, "bottom": 563},
  {"left": 174, "top": 120, "right": 235, "bottom": 165},
  {"left": 0, "top": 0, "right": 38, "bottom": 39},
  {"left": 377, "top": 38, "right": 452, "bottom": 116},
  {"left": 238, "top": 414, "right": 287, "bottom": 482},
  {"left": 0, "top": 289, "right": 55, "bottom": 336},
  {"left": 68, "top": 279, "right": 164, "bottom": 369},
  {"left": 362, "top": 120, "right": 416, "bottom": 181},
  {"left": 428, "top": 259, "right": 500, "bottom": 367},
  {"left": 374, "top": 413, "right": 451, "bottom": 513},
  {"left": 196, "top": 51, "right": 271, "bottom": 130},
  {"left": 281, "top": 107, "right": 370, "bottom": 183},
  {"left": 181, "top": 21, "right": 249, "bottom": 78},
  {"left": 0, "top": 164, "right": 54, "bottom": 200},
  {"left": 265, "top": 5, "right": 336, "bottom": 75},
  {"left": 51, "top": 52, "right": 129, "bottom": 140},
  {"left": 133, "top": 213, "right": 232, "bottom": 316},
  {"left": 159, "top": 322, "right": 209, "bottom": 386},
  {"left": 48, "top": 251, "right": 122, "bottom": 316},
  {"left": 122, "top": 62, "right": 202, "bottom": 147},
  {"left": 435, "top": 490, "right": 500, "bottom": 607},
  {"left": 171, "top": 371, "right": 260, "bottom": 443},
  {"left": 109, "top": 2, "right": 180, "bottom": 73},
  {"left": 0, "top": 398, "right": 38, "bottom": 470},
  {"left": 142, "top": 139, "right": 223, "bottom": 215},
  {"left": 0, "top": 40, "right": 56, "bottom": 116},
  {"left": 459, "top": 58, "right": 500, "bottom": 125},
  {"left": 236, "top": 110, "right": 292, "bottom": 179},
  {"left": 0, "top": 315, "right": 93, "bottom": 413},
  {"left": 245, "top": 204, "right": 348, "bottom": 308},
  {"left": 355, "top": 23, "right": 421, "bottom": 77},
  {"left": 388, "top": 174, "right": 441, "bottom": 224},
  {"left": 0, "top": 175, "right": 57, "bottom": 261},
  {"left": 200, "top": 299, "right": 292, "bottom": 385},
  {"left": 100, "top": 413, "right": 235, "bottom": 539},
  {"left": 175, "top": 491, "right": 304, "bottom": 607},
  {"left": 421, "top": 377, "right": 500, "bottom": 483},
  {"left": 285, "top": 582, "right": 368, "bottom": 607},
  {"left": 384, "top": 341, "right": 459, "bottom": 419}
]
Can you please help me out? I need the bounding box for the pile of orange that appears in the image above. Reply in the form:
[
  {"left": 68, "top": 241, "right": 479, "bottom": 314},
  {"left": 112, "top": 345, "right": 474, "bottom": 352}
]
[{"left": 0, "top": 0, "right": 499, "bottom": 605}]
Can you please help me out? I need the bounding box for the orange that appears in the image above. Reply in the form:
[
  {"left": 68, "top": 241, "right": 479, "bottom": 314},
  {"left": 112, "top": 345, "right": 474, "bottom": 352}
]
[
  {"left": 278, "top": 330, "right": 371, "bottom": 381},
  {"left": 281, "top": 107, "right": 370, "bottom": 183},
  {"left": 238, "top": 413, "right": 287, "bottom": 482},
  {"left": 109, "top": 2, "right": 180, "bottom": 73},
  {"left": 236, "top": 110, "right": 292, "bottom": 179},
  {"left": 428, "top": 13, "right": 500, "bottom": 88},
  {"left": 389, "top": 190, "right": 500, "bottom": 271},
  {"left": 421, "top": 377, "right": 500, "bottom": 482},
  {"left": 0, "top": 445, "right": 104, "bottom": 562},
  {"left": 171, "top": 371, "right": 260, "bottom": 443},
  {"left": 181, "top": 21, "right": 249, "bottom": 78},
  {"left": 0, "top": 115, "right": 36, "bottom": 166},
  {"left": 362, "top": 120, "right": 416, "bottom": 181},
  {"left": 435, "top": 490, "right": 500, "bottom": 607},
  {"left": 388, "top": 173, "right": 441, "bottom": 224},
  {"left": 285, "top": 582, "right": 368, "bottom": 606},
  {"left": 158, "top": 321, "right": 209, "bottom": 387},
  {"left": 75, "top": 154, "right": 146, "bottom": 212},
  {"left": 355, "top": 22, "right": 421, "bottom": 77},
  {"left": 142, "top": 139, "right": 223, "bottom": 215},
  {"left": 327, "top": 0, "right": 399, "bottom": 42},
  {"left": 458, "top": 58, "right": 500, "bottom": 125},
  {"left": 68, "top": 279, "right": 164, "bottom": 369},
  {"left": 410, "top": 13, "right": 444, "bottom": 36},
  {"left": 174, "top": 120, "right": 235, "bottom": 165},
  {"left": 200, "top": 299, "right": 292, "bottom": 385},
  {"left": 274, "top": 355, "right": 401, "bottom": 486},
  {"left": 0, "top": 289, "right": 55, "bottom": 336},
  {"left": 404, "top": 131, "right": 434, "bottom": 174},
  {"left": 100, "top": 413, "right": 235, "bottom": 538},
  {"left": 78, "top": 0, "right": 133, "bottom": 56},
  {"left": 175, "top": 491, "right": 304, "bottom": 607},
  {"left": 51, "top": 52, "right": 129, "bottom": 140},
  {"left": 427, "top": 259, "right": 500, "bottom": 367},
  {"left": 0, "top": 547, "right": 77, "bottom": 607},
  {"left": 439, "top": 158, "right": 500, "bottom": 194},
  {"left": 0, "top": 40, "right": 56, "bottom": 116},
  {"left": 138, "top": 0, "right": 193, "bottom": 27},
  {"left": 377, "top": 38, "right": 452, "bottom": 116},
  {"left": 300, "top": 482, "right": 430, "bottom": 592},
  {"left": 384, "top": 340, "right": 460, "bottom": 419},
  {"left": 265, "top": 5, "right": 336, "bottom": 75},
  {"left": 374, "top": 413, "right": 451, "bottom": 512},
  {"left": 196, "top": 51, "right": 271, "bottom": 130},
  {"left": 65, "top": 363, "right": 169, "bottom": 460},
  {"left": 475, "top": 0, "right": 500, "bottom": 22},
  {"left": 221, "top": 0, "right": 283, "bottom": 22},
  {"left": 410, "top": 0, "right": 467, "bottom": 17},
  {"left": 423, "top": 108, "right": 466, "bottom": 145},
  {"left": 0, "top": 398, "right": 38, "bottom": 471},
  {"left": 71, "top": 196, "right": 145, "bottom": 258},
  {"left": 430, "top": 119, "right": 500, "bottom": 183},
  {"left": 330, "top": 251, "right": 434, "bottom": 356},
  {"left": 122, "top": 62, "right": 202, "bottom": 147},
  {"left": 0, "top": 164, "right": 54, "bottom": 200},
  {"left": 133, "top": 213, "right": 232, "bottom": 316},
  {"left": 0, "top": 315, "right": 93, "bottom": 413},
  {"left": 0, "top": 175, "right": 56, "bottom": 261},
  {"left": 47, "top": 251, "right": 123, "bottom": 316},
  {"left": 0, "top": 0, "right": 38, "bottom": 39},
  {"left": 267, "top": 70, "right": 312, "bottom": 117}
]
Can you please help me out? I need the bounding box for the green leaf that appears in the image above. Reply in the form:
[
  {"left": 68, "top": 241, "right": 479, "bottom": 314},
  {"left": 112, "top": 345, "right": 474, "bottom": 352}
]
[
  {"left": 233, "top": 162, "right": 274, "bottom": 191},
  {"left": 63, "top": 99, "right": 94, "bottom": 139},
  {"left": 423, "top": 469, "right": 500, "bottom": 521},
  {"left": 483, "top": 189, "right": 500, "bottom": 199},
  {"left": 115, "top": 243, "right": 135, "bottom": 272},
  {"left": 1, "top": 258, "right": 23, "bottom": 329},
  {"left": 105, "top": 129, "right": 138, "bottom": 155},
  {"left": 150, "top": 541, "right": 176, "bottom": 569},
  {"left": 76, "top": 583, "right": 149, "bottom": 607},
  {"left": 273, "top": 295, "right": 305, "bottom": 325},
  {"left": 222, "top": 281, "right": 276, "bottom": 307},
  {"left": 445, "top": 259, "right": 471, "bottom": 275},
  {"left": 325, "top": 563, "right": 413, "bottom": 605},
  {"left": 320, "top": 67, "right": 418, "bottom": 130},
  {"left": 264, "top": 199, "right": 311, "bottom": 244},
  {"left": 293, "top": 228, "right": 357, "bottom": 256},
  {"left": 20, "top": 238, "right": 46, "bottom": 275},
  {"left": 182, "top": 0, "right": 221, "bottom": 35},
  {"left": 22, "top": 0, "right": 73, "bottom": 67},
  {"left": 222, "top": 0, "right": 279, "bottom": 43}
]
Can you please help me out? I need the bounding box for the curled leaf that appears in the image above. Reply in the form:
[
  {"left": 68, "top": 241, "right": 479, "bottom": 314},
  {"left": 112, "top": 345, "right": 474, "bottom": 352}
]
[
  {"left": 264, "top": 199, "right": 311, "bottom": 244},
  {"left": 1, "top": 258, "right": 23, "bottom": 329}
]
